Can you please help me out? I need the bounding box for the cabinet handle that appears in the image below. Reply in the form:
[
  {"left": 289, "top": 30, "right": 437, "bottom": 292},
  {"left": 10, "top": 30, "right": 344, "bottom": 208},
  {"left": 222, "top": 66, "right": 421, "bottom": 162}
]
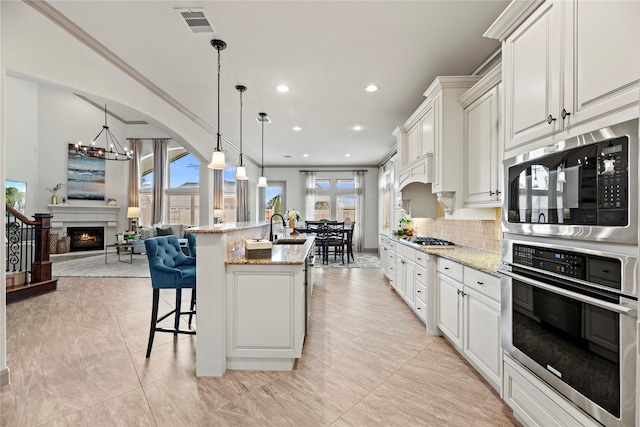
[
  {"left": 489, "top": 190, "right": 495, "bottom": 196},
  {"left": 496, "top": 189, "right": 501, "bottom": 196},
  {"left": 457, "top": 289, "right": 461, "bottom": 295},
  {"left": 417, "top": 273, "right": 422, "bottom": 276},
  {"left": 401, "top": 260, "right": 406, "bottom": 265},
  {"left": 417, "top": 290, "right": 422, "bottom": 293},
  {"left": 417, "top": 306, "right": 422, "bottom": 310},
  {"left": 444, "top": 267, "right": 450, "bottom": 270},
  {"left": 561, "top": 109, "right": 571, "bottom": 119},
  {"left": 462, "top": 291, "right": 467, "bottom": 297},
  {"left": 477, "top": 281, "right": 484, "bottom": 285},
  {"left": 417, "top": 257, "right": 422, "bottom": 261},
  {"left": 547, "top": 114, "right": 557, "bottom": 124}
]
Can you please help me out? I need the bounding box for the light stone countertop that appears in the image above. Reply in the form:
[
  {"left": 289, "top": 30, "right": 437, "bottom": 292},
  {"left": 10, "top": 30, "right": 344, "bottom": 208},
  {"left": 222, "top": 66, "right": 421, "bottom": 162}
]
[
  {"left": 382, "top": 233, "right": 502, "bottom": 277},
  {"left": 226, "top": 234, "right": 315, "bottom": 265},
  {"left": 185, "top": 221, "right": 270, "bottom": 234},
  {"left": 420, "top": 246, "right": 502, "bottom": 277}
]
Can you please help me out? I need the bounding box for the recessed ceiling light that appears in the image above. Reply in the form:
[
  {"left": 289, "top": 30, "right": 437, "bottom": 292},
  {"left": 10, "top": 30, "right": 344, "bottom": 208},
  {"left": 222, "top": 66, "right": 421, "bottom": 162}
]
[
  {"left": 365, "top": 84, "right": 378, "bottom": 92},
  {"left": 276, "top": 85, "right": 289, "bottom": 93},
  {"left": 292, "top": 126, "right": 302, "bottom": 131},
  {"left": 353, "top": 125, "right": 362, "bottom": 131},
  {"left": 303, "top": 154, "right": 309, "bottom": 157},
  {"left": 345, "top": 153, "right": 351, "bottom": 157}
]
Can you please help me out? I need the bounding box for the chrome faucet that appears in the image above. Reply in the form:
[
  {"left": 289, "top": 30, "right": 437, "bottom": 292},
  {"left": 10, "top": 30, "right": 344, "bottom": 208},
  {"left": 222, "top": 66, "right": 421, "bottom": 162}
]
[
  {"left": 269, "top": 214, "right": 286, "bottom": 241},
  {"left": 538, "top": 212, "right": 546, "bottom": 223}
]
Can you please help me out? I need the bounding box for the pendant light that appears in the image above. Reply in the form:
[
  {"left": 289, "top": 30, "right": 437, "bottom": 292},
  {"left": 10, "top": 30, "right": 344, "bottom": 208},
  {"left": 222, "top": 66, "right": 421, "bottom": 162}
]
[
  {"left": 257, "top": 112, "right": 268, "bottom": 187},
  {"left": 235, "top": 85, "right": 249, "bottom": 180},
  {"left": 207, "top": 39, "right": 229, "bottom": 170}
]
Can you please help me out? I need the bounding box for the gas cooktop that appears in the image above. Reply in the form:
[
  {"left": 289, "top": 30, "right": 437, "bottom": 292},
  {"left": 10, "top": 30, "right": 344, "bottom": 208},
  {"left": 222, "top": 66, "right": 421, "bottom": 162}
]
[{"left": 413, "top": 237, "right": 457, "bottom": 246}]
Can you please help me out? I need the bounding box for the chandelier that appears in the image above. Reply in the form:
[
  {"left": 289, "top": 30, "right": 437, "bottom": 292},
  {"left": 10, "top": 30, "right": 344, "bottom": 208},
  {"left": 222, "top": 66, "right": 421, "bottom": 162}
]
[{"left": 76, "top": 104, "right": 133, "bottom": 161}]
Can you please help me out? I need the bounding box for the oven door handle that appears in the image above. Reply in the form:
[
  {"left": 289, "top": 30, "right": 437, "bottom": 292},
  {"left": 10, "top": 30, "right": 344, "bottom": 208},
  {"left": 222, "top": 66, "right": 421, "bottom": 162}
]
[{"left": 497, "top": 267, "right": 637, "bottom": 318}]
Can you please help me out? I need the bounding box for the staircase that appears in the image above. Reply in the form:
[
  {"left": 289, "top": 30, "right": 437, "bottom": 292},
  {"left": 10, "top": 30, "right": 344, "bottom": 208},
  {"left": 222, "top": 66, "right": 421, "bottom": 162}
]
[{"left": 5, "top": 204, "right": 58, "bottom": 303}]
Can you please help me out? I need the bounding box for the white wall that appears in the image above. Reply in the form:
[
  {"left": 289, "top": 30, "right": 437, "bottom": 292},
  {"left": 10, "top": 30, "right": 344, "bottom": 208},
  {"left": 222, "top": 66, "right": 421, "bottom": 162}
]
[{"left": 6, "top": 77, "right": 38, "bottom": 217}]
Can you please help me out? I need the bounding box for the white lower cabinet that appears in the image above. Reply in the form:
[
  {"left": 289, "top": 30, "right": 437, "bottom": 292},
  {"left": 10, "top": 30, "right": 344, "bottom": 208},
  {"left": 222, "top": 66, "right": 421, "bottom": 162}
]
[
  {"left": 226, "top": 265, "right": 305, "bottom": 371},
  {"left": 503, "top": 355, "right": 600, "bottom": 427},
  {"left": 436, "top": 257, "right": 502, "bottom": 392}
]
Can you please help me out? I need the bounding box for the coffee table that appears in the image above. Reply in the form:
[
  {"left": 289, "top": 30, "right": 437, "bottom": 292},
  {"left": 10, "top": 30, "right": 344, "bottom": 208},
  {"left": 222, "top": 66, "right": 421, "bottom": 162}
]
[{"left": 104, "top": 241, "right": 145, "bottom": 264}]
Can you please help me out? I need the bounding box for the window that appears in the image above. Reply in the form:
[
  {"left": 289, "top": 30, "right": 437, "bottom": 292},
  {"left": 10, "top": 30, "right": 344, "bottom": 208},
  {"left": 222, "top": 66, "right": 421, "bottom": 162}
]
[
  {"left": 223, "top": 165, "right": 238, "bottom": 221},
  {"left": 311, "top": 176, "right": 356, "bottom": 221},
  {"left": 264, "top": 181, "right": 286, "bottom": 221},
  {"left": 139, "top": 148, "right": 201, "bottom": 226}
]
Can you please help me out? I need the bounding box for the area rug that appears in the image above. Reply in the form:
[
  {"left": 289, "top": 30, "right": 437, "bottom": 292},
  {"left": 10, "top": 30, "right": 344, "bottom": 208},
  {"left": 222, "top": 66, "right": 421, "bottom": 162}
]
[
  {"left": 315, "top": 252, "right": 381, "bottom": 269},
  {"left": 52, "top": 254, "right": 151, "bottom": 278}
]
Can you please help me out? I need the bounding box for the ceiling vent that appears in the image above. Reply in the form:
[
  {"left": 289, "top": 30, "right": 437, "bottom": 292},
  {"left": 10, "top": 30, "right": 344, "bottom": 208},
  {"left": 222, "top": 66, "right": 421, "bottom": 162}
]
[
  {"left": 176, "top": 8, "right": 215, "bottom": 34},
  {"left": 256, "top": 115, "right": 272, "bottom": 124}
]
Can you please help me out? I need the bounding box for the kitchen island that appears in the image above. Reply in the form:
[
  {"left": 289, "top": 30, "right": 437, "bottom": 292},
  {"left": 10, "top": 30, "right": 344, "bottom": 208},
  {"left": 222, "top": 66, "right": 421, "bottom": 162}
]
[{"left": 186, "top": 222, "right": 314, "bottom": 377}]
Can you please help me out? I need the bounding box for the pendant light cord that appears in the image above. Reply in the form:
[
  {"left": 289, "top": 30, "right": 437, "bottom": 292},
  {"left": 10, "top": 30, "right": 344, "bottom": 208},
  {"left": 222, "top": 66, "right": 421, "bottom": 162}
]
[
  {"left": 261, "top": 116, "right": 265, "bottom": 176},
  {"left": 216, "top": 47, "right": 222, "bottom": 152},
  {"left": 239, "top": 90, "right": 243, "bottom": 165}
]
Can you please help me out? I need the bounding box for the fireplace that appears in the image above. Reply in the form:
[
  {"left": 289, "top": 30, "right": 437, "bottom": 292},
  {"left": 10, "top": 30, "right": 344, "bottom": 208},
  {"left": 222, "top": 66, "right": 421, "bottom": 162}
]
[{"left": 68, "top": 227, "right": 105, "bottom": 252}]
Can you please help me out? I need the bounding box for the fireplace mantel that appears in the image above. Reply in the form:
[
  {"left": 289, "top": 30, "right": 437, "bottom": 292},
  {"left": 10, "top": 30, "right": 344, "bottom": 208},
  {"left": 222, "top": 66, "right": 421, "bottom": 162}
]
[{"left": 48, "top": 204, "right": 121, "bottom": 244}]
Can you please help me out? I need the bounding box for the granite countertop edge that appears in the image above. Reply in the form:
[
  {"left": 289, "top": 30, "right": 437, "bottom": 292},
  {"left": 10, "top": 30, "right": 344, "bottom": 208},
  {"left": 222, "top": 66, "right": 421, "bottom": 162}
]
[
  {"left": 382, "top": 233, "right": 502, "bottom": 277},
  {"left": 226, "top": 235, "right": 316, "bottom": 266}
]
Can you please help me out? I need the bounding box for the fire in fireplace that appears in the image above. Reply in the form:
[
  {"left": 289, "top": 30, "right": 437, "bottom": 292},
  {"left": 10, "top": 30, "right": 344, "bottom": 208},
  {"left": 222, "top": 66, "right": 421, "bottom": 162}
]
[{"left": 68, "top": 227, "right": 105, "bottom": 252}]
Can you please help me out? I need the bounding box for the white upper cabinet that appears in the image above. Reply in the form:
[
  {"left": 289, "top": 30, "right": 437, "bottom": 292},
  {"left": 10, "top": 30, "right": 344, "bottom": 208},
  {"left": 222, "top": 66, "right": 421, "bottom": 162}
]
[
  {"left": 486, "top": 0, "right": 639, "bottom": 152},
  {"left": 502, "top": 1, "right": 563, "bottom": 149},
  {"left": 563, "top": 1, "right": 639, "bottom": 127},
  {"left": 459, "top": 64, "right": 502, "bottom": 207}
]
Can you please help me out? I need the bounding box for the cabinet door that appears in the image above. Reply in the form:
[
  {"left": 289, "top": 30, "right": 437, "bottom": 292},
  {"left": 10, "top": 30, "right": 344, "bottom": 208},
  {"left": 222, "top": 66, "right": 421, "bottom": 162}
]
[
  {"left": 395, "top": 254, "right": 405, "bottom": 295},
  {"left": 431, "top": 94, "right": 443, "bottom": 192},
  {"left": 504, "top": 0, "right": 562, "bottom": 150},
  {"left": 421, "top": 106, "right": 435, "bottom": 155},
  {"left": 404, "top": 260, "right": 416, "bottom": 308},
  {"left": 463, "top": 287, "right": 501, "bottom": 389},
  {"left": 405, "top": 123, "right": 420, "bottom": 165},
  {"left": 563, "top": 0, "right": 639, "bottom": 127},
  {"left": 464, "top": 86, "right": 500, "bottom": 206},
  {"left": 436, "top": 272, "right": 462, "bottom": 348}
]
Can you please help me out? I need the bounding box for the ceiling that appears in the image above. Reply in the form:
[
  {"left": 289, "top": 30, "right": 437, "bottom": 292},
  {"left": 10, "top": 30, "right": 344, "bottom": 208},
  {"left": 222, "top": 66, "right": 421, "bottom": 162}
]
[{"left": 43, "top": 0, "right": 509, "bottom": 167}]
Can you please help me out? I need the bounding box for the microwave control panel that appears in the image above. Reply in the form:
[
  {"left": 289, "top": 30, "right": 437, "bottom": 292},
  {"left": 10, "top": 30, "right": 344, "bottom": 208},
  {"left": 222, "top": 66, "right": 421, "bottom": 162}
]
[
  {"left": 513, "top": 244, "right": 585, "bottom": 279},
  {"left": 597, "top": 136, "right": 628, "bottom": 220}
]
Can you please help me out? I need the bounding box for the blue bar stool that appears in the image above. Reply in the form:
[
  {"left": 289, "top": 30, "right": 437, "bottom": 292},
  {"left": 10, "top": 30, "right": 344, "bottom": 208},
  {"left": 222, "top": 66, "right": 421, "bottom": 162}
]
[{"left": 144, "top": 235, "right": 196, "bottom": 358}]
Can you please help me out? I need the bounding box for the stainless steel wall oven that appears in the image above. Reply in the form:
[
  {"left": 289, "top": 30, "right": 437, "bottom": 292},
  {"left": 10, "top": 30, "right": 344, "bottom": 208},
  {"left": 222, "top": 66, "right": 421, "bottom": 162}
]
[
  {"left": 503, "top": 119, "right": 638, "bottom": 244},
  {"left": 499, "top": 238, "right": 637, "bottom": 427}
]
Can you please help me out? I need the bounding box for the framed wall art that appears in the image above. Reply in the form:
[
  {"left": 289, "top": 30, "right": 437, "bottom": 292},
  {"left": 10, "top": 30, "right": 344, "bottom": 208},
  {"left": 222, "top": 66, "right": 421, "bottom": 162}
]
[{"left": 67, "top": 143, "right": 105, "bottom": 200}]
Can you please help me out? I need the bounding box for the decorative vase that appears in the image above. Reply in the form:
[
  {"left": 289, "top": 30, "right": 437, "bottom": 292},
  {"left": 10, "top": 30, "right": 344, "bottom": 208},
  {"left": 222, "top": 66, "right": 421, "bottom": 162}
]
[
  {"left": 289, "top": 218, "right": 295, "bottom": 229},
  {"left": 51, "top": 195, "right": 58, "bottom": 205},
  {"left": 401, "top": 222, "right": 411, "bottom": 230}
]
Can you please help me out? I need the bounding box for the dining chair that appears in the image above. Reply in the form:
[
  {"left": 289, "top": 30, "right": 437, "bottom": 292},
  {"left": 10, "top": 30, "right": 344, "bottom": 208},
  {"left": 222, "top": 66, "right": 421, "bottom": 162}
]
[
  {"left": 144, "top": 235, "right": 196, "bottom": 358},
  {"left": 345, "top": 221, "right": 355, "bottom": 262},
  {"left": 324, "top": 222, "right": 346, "bottom": 264}
]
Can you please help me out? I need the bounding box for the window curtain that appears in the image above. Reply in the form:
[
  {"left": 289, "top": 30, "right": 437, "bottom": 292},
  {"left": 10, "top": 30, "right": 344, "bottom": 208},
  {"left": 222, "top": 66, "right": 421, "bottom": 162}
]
[
  {"left": 213, "top": 169, "right": 223, "bottom": 221},
  {"left": 354, "top": 170, "right": 365, "bottom": 252},
  {"left": 151, "top": 139, "right": 166, "bottom": 224},
  {"left": 128, "top": 139, "right": 140, "bottom": 208},
  {"left": 128, "top": 139, "right": 140, "bottom": 229},
  {"left": 236, "top": 180, "right": 249, "bottom": 222},
  {"left": 304, "top": 171, "right": 316, "bottom": 221}
]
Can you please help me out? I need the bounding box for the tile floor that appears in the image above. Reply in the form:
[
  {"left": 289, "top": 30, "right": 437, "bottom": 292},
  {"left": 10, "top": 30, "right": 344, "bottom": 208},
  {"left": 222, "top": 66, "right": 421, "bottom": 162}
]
[{"left": 1, "top": 267, "right": 520, "bottom": 426}]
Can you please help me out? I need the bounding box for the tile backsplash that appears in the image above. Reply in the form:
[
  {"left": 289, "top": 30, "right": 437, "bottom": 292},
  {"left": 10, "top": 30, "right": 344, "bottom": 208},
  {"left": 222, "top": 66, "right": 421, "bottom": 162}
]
[{"left": 413, "top": 206, "right": 502, "bottom": 253}]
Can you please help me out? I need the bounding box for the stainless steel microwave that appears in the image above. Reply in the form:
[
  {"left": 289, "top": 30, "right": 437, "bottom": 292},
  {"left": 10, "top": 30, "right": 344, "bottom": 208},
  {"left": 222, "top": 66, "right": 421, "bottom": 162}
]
[{"left": 503, "top": 119, "right": 638, "bottom": 244}]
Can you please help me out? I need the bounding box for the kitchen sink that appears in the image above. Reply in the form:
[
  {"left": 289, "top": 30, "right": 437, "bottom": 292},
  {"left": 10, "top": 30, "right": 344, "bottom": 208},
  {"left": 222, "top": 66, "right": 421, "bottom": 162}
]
[{"left": 273, "top": 239, "right": 306, "bottom": 245}]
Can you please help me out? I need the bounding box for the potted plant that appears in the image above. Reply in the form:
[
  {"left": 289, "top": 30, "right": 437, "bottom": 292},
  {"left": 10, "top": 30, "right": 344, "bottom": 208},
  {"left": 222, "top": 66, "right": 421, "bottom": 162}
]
[{"left": 399, "top": 216, "right": 413, "bottom": 230}]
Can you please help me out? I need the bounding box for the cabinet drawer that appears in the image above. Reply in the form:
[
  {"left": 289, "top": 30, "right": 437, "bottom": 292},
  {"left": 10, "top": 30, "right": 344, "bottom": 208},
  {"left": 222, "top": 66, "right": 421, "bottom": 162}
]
[
  {"left": 414, "top": 250, "right": 428, "bottom": 267},
  {"left": 396, "top": 243, "right": 414, "bottom": 259},
  {"left": 416, "top": 281, "right": 426, "bottom": 304},
  {"left": 437, "top": 258, "right": 463, "bottom": 282},
  {"left": 416, "top": 265, "right": 427, "bottom": 286},
  {"left": 387, "top": 240, "right": 396, "bottom": 250},
  {"left": 464, "top": 267, "right": 500, "bottom": 302},
  {"left": 415, "top": 298, "right": 426, "bottom": 321}
]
